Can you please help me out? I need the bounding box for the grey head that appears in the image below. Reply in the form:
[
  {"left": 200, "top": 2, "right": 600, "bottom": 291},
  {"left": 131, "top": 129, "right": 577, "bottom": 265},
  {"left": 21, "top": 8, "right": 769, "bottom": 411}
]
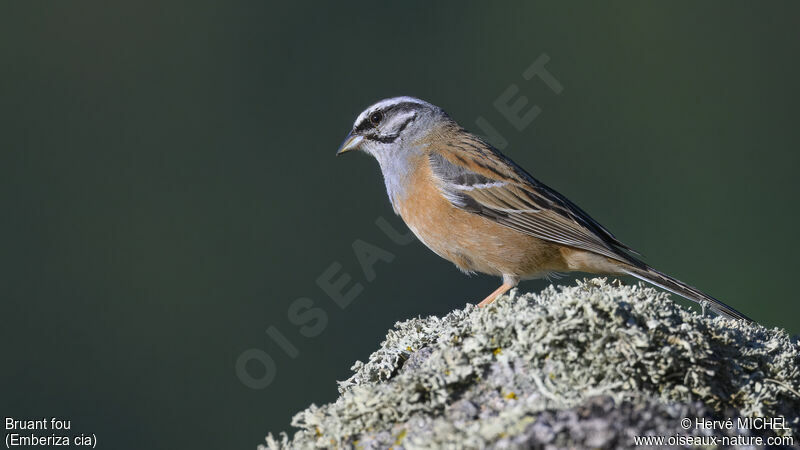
[
  {"left": 337, "top": 96, "right": 449, "bottom": 157},
  {"left": 337, "top": 96, "right": 451, "bottom": 209}
]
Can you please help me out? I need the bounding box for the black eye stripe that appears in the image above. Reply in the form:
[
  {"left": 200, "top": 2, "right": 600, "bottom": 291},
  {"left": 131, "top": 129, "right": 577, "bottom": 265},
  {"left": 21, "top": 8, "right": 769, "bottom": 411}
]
[
  {"left": 353, "top": 102, "right": 422, "bottom": 133},
  {"left": 354, "top": 120, "right": 372, "bottom": 133},
  {"left": 362, "top": 114, "right": 415, "bottom": 144},
  {"left": 392, "top": 114, "right": 415, "bottom": 134}
]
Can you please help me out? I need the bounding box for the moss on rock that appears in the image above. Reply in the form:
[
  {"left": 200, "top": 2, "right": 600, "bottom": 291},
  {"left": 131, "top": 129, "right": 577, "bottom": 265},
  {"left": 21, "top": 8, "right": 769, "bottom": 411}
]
[{"left": 263, "top": 278, "right": 799, "bottom": 449}]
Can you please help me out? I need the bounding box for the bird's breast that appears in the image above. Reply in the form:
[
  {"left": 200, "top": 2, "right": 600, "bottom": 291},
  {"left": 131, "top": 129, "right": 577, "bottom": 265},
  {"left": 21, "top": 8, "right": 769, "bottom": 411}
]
[{"left": 391, "top": 159, "right": 567, "bottom": 278}]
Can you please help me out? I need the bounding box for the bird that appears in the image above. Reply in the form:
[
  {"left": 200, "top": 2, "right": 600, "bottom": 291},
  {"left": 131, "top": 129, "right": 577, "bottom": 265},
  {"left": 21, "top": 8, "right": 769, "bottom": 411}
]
[{"left": 336, "top": 96, "right": 751, "bottom": 322}]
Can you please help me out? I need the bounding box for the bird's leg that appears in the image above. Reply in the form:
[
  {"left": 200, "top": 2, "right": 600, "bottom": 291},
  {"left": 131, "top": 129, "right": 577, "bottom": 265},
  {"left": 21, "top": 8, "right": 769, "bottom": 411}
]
[{"left": 477, "top": 282, "right": 514, "bottom": 307}]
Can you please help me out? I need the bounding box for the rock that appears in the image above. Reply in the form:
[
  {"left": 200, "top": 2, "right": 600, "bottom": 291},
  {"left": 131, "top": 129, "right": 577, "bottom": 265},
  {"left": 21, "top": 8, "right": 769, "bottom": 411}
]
[{"left": 262, "top": 278, "right": 800, "bottom": 449}]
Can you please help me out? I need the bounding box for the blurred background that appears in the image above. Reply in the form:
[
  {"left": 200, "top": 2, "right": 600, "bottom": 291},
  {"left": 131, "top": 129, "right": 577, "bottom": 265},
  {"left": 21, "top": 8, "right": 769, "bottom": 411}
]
[{"left": 2, "top": 2, "right": 798, "bottom": 449}]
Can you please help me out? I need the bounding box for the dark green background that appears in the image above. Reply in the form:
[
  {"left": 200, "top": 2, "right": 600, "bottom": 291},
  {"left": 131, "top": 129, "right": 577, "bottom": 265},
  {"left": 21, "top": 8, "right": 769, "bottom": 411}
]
[{"left": 2, "top": 2, "right": 798, "bottom": 449}]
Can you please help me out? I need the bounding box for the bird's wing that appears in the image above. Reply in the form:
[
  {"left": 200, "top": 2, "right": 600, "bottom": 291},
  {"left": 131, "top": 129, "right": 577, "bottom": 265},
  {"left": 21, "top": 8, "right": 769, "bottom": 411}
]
[{"left": 429, "top": 133, "right": 643, "bottom": 267}]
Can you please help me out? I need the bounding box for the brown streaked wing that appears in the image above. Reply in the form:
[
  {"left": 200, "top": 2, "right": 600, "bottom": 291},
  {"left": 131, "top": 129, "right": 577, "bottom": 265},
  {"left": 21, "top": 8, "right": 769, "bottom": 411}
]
[{"left": 430, "top": 137, "right": 644, "bottom": 267}]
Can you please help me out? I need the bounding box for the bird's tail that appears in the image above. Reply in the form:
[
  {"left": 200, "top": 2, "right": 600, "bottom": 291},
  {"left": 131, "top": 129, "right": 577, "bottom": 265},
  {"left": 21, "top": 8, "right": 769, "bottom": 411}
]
[{"left": 622, "top": 265, "right": 752, "bottom": 322}]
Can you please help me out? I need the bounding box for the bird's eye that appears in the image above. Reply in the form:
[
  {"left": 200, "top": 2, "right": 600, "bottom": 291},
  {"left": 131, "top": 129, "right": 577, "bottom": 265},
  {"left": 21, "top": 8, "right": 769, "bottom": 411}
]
[{"left": 369, "top": 111, "right": 383, "bottom": 126}]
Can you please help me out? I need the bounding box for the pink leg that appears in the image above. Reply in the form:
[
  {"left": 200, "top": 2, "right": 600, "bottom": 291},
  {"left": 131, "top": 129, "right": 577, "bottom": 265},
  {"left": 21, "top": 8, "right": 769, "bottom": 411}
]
[{"left": 477, "top": 282, "right": 514, "bottom": 307}]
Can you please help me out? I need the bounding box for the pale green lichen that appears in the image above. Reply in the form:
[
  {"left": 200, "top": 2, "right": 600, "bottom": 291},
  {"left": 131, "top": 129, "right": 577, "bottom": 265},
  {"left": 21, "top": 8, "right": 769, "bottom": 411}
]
[{"left": 262, "top": 278, "right": 800, "bottom": 449}]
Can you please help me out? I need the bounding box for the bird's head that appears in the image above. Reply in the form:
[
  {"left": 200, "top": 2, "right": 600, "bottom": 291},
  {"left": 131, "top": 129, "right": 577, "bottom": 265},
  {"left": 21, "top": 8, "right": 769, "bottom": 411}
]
[{"left": 336, "top": 96, "right": 449, "bottom": 159}]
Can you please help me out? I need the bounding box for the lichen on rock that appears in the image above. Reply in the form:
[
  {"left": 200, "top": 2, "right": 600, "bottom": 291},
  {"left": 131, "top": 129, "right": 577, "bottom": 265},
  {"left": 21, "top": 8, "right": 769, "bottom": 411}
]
[{"left": 263, "top": 278, "right": 800, "bottom": 449}]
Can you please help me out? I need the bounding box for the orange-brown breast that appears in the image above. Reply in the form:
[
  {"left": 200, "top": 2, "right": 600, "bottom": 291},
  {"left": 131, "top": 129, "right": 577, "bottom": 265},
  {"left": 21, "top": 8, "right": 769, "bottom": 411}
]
[{"left": 393, "top": 156, "right": 570, "bottom": 279}]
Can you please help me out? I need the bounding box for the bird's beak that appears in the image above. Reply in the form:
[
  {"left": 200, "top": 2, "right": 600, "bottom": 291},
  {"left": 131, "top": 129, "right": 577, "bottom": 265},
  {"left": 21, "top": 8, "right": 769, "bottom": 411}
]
[{"left": 336, "top": 132, "right": 363, "bottom": 156}]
